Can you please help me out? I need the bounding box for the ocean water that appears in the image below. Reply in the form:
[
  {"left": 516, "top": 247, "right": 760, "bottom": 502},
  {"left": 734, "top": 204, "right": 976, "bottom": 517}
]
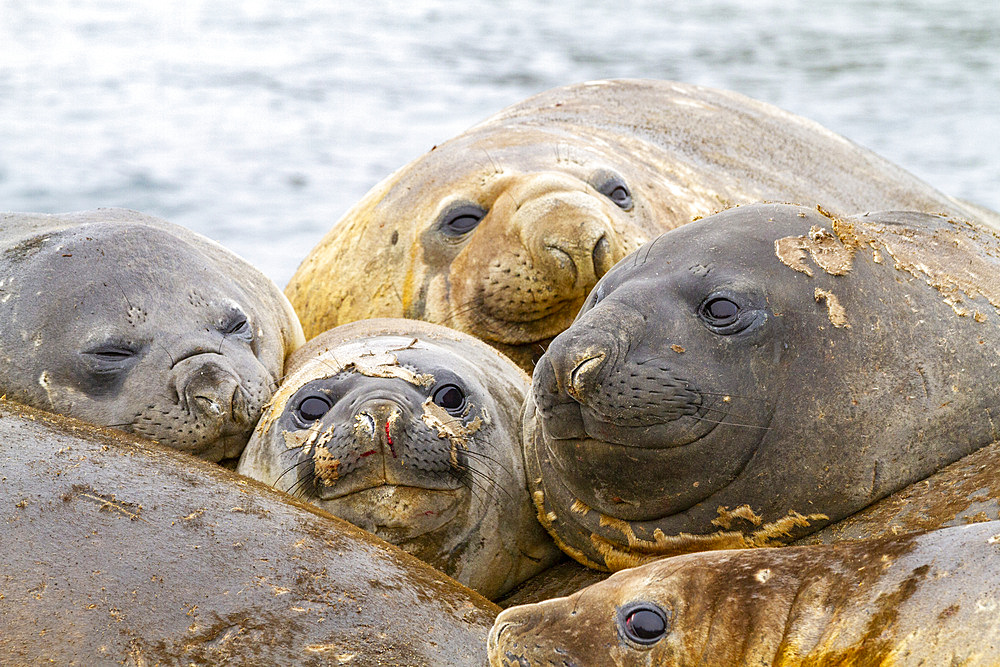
[{"left": 2, "top": 0, "right": 998, "bottom": 286}]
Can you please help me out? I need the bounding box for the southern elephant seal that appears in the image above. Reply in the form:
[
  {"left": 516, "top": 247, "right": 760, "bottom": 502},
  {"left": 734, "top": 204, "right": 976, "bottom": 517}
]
[
  {"left": 286, "top": 78, "right": 998, "bottom": 371},
  {"left": 0, "top": 208, "right": 304, "bottom": 462},
  {"left": 488, "top": 522, "right": 1000, "bottom": 666},
  {"left": 237, "top": 318, "right": 562, "bottom": 600},
  {"left": 499, "top": 436, "right": 1000, "bottom": 608},
  {"left": 799, "top": 438, "right": 1000, "bottom": 545},
  {"left": 0, "top": 399, "right": 498, "bottom": 666},
  {"left": 526, "top": 203, "right": 1000, "bottom": 570}
]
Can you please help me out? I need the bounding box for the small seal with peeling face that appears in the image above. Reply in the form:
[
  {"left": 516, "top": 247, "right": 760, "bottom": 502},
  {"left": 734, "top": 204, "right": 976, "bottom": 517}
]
[
  {"left": 0, "top": 209, "right": 304, "bottom": 463},
  {"left": 286, "top": 78, "right": 999, "bottom": 372},
  {"left": 488, "top": 521, "right": 1000, "bottom": 666},
  {"left": 525, "top": 202, "right": 1000, "bottom": 571},
  {"left": 237, "top": 318, "right": 562, "bottom": 599}
]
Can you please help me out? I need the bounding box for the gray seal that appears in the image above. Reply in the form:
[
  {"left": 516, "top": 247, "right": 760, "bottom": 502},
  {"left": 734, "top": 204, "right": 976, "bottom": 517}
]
[
  {"left": 286, "top": 79, "right": 999, "bottom": 371},
  {"left": 237, "top": 318, "right": 562, "bottom": 600},
  {"left": 0, "top": 208, "right": 304, "bottom": 462},
  {"left": 1, "top": 399, "right": 499, "bottom": 666},
  {"left": 489, "top": 522, "right": 1000, "bottom": 666},
  {"left": 526, "top": 203, "right": 1000, "bottom": 570}
]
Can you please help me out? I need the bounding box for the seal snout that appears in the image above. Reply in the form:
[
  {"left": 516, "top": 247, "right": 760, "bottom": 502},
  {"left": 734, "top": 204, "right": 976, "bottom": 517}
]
[
  {"left": 355, "top": 398, "right": 403, "bottom": 460},
  {"left": 545, "top": 328, "right": 614, "bottom": 405},
  {"left": 176, "top": 358, "right": 259, "bottom": 427}
]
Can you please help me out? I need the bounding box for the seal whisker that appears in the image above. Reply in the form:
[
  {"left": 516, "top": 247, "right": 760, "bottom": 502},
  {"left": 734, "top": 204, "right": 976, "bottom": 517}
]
[
  {"left": 273, "top": 455, "right": 313, "bottom": 489},
  {"left": 453, "top": 457, "right": 516, "bottom": 504}
]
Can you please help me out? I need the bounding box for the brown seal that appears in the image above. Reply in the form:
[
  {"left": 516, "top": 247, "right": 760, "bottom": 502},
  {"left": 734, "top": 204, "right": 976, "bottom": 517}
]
[
  {"left": 286, "top": 79, "right": 998, "bottom": 371},
  {"left": 0, "top": 399, "right": 498, "bottom": 666},
  {"left": 489, "top": 521, "right": 1000, "bottom": 666}
]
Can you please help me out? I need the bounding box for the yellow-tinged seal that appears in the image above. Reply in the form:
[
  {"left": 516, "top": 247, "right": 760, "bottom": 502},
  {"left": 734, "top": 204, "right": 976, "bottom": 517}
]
[{"left": 287, "top": 79, "right": 998, "bottom": 370}]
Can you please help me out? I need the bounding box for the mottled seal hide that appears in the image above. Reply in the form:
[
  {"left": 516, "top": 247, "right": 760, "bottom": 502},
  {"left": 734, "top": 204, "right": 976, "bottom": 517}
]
[
  {"left": 286, "top": 78, "right": 997, "bottom": 371},
  {"left": 0, "top": 399, "right": 498, "bottom": 666},
  {"left": 237, "top": 319, "right": 562, "bottom": 600},
  {"left": 526, "top": 203, "right": 1000, "bottom": 570},
  {"left": 489, "top": 522, "right": 1000, "bottom": 666},
  {"left": 0, "top": 209, "right": 304, "bottom": 462}
]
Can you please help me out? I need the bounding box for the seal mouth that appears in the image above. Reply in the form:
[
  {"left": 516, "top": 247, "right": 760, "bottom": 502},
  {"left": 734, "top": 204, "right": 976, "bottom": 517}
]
[
  {"left": 538, "top": 392, "right": 719, "bottom": 450},
  {"left": 313, "top": 484, "right": 466, "bottom": 540}
]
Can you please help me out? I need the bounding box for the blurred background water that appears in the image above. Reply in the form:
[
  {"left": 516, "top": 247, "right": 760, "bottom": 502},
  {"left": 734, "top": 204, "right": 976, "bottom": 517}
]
[{"left": 1, "top": 0, "right": 998, "bottom": 286}]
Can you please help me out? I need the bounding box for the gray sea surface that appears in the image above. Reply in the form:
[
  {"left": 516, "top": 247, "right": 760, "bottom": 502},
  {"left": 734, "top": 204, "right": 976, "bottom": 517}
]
[{"left": 2, "top": 0, "right": 998, "bottom": 286}]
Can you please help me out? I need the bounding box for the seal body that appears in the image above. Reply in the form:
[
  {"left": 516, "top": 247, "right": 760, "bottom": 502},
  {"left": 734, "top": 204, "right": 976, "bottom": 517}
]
[
  {"left": 0, "top": 209, "right": 304, "bottom": 462},
  {"left": 799, "top": 439, "right": 1000, "bottom": 545},
  {"left": 0, "top": 400, "right": 497, "bottom": 666},
  {"left": 526, "top": 203, "right": 1000, "bottom": 570},
  {"left": 488, "top": 522, "right": 1000, "bottom": 666},
  {"left": 237, "top": 319, "right": 562, "bottom": 599},
  {"left": 286, "top": 79, "right": 997, "bottom": 371}
]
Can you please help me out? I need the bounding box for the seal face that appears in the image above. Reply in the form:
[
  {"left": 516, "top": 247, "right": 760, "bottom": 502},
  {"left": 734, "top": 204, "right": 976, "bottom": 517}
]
[
  {"left": 286, "top": 79, "right": 995, "bottom": 371},
  {"left": 0, "top": 209, "right": 304, "bottom": 462},
  {"left": 525, "top": 203, "right": 1000, "bottom": 570},
  {"left": 237, "top": 319, "right": 561, "bottom": 599},
  {"left": 488, "top": 522, "right": 1000, "bottom": 666}
]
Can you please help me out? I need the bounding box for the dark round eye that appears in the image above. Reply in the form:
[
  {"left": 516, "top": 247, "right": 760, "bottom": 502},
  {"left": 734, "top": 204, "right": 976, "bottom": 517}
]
[
  {"left": 432, "top": 384, "right": 466, "bottom": 412},
  {"left": 295, "top": 394, "right": 331, "bottom": 422},
  {"left": 439, "top": 203, "right": 487, "bottom": 237},
  {"left": 596, "top": 175, "right": 633, "bottom": 210},
  {"left": 621, "top": 604, "right": 669, "bottom": 645},
  {"left": 702, "top": 297, "right": 739, "bottom": 324}
]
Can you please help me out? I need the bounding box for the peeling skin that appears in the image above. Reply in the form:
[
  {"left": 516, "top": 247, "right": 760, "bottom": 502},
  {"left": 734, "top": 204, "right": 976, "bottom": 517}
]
[
  {"left": 586, "top": 510, "right": 829, "bottom": 571},
  {"left": 259, "top": 348, "right": 435, "bottom": 437},
  {"left": 312, "top": 445, "right": 340, "bottom": 485},
  {"left": 420, "top": 398, "right": 484, "bottom": 467},
  {"left": 775, "top": 213, "right": 1000, "bottom": 326},
  {"left": 774, "top": 224, "right": 857, "bottom": 277},
  {"left": 814, "top": 288, "right": 850, "bottom": 328},
  {"left": 283, "top": 420, "right": 321, "bottom": 449},
  {"left": 711, "top": 504, "right": 763, "bottom": 529}
]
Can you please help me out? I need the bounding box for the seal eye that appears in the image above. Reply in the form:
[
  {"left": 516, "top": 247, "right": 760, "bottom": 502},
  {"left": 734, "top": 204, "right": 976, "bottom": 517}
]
[
  {"left": 620, "top": 603, "right": 669, "bottom": 645},
  {"left": 595, "top": 174, "right": 633, "bottom": 211},
  {"left": 82, "top": 344, "right": 139, "bottom": 375},
  {"left": 439, "top": 203, "right": 487, "bottom": 237},
  {"left": 704, "top": 297, "right": 739, "bottom": 324},
  {"left": 432, "top": 384, "right": 466, "bottom": 413},
  {"left": 295, "top": 394, "right": 332, "bottom": 423},
  {"left": 223, "top": 316, "right": 251, "bottom": 336}
]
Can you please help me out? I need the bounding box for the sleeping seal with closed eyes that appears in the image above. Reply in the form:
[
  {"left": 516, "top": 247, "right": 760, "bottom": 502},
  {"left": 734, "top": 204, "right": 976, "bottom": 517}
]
[{"left": 0, "top": 208, "right": 304, "bottom": 462}]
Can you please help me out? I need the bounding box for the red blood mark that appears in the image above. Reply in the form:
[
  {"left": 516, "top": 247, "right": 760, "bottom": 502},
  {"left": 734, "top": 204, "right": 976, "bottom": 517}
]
[
  {"left": 360, "top": 450, "right": 378, "bottom": 458},
  {"left": 385, "top": 422, "right": 396, "bottom": 458}
]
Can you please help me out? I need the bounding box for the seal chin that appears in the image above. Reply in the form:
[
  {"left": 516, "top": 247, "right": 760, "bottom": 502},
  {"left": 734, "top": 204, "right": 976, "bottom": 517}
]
[{"left": 315, "top": 485, "right": 466, "bottom": 542}]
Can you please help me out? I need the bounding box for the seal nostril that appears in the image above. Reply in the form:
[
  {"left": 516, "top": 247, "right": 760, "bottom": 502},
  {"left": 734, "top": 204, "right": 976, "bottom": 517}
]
[
  {"left": 568, "top": 354, "right": 606, "bottom": 399},
  {"left": 592, "top": 234, "right": 612, "bottom": 277},
  {"left": 545, "top": 244, "right": 577, "bottom": 279}
]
